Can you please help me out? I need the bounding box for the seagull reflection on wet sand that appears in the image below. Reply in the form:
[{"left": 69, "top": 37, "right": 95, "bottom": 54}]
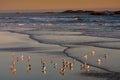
[{"left": 9, "top": 51, "right": 109, "bottom": 76}]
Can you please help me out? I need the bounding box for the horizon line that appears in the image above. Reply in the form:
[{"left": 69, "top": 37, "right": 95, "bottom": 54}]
[{"left": 0, "top": 8, "right": 119, "bottom": 13}]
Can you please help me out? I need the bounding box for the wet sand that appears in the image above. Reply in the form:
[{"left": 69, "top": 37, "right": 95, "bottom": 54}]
[{"left": 0, "top": 31, "right": 109, "bottom": 80}]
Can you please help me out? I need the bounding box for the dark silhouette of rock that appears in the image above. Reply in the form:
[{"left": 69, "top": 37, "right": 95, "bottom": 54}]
[
  {"left": 61, "top": 10, "right": 120, "bottom": 16},
  {"left": 114, "top": 11, "right": 120, "bottom": 15},
  {"left": 89, "top": 11, "right": 115, "bottom": 15},
  {"left": 62, "top": 10, "right": 85, "bottom": 13}
]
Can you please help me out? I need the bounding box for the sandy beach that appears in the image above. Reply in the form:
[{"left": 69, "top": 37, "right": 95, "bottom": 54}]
[{"left": 0, "top": 31, "right": 111, "bottom": 80}]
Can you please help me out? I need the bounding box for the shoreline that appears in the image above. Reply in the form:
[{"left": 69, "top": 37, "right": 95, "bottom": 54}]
[{"left": 5, "top": 30, "right": 117, "bottom": 72}]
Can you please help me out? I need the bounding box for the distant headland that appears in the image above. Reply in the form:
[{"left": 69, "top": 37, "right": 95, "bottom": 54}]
[
  {"left": 0, "top": 10, "right": 120, "bottom": 16},
  {"left": 61, "top": 10, "right": 120, "bottom": 15}
]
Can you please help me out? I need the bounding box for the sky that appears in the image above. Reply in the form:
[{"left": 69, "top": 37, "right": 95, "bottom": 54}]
[{"left": 0, "top": 0, "right": 120, "bottom": 12}]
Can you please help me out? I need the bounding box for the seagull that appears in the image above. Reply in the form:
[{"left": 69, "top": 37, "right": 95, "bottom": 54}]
[
  {"left": 42, "top": 66, "right": 47, "bottom": 74},
  {"left": 42, "top": 66, "right": 46, "bottom": 71},
  {"left": 83, "top": 54, "right": 88, "bottom": 61},
  {"left": 97, "top": 58, "right": 102, "bottom": 65},
  {"left": 104, "top": 54, "right": 108, "bottom": 59},
  {"left": 54, "top": 63, "right": 57, "bottom": 68},
  {"left": 92, "top": 51, "right": 96, "bottom": 56},
  {"left": 69, "top": 62, "right": 73, "bottom": 67},
  {"left": 86, "top": 65, "right": 90, "bottom": 72},
  {"left": 42, "top": 70, "right": 46, "bottom": 74},
  {"left": 69, "top": 62, "right": 73, "bottom": 70},
  {"left": 26, "top": 66, "right": 31, "bottom": 73},
  {"left": 59, "top": 68, "right": 66, "bottom": 75},
  {"left": 12, "top": 68, "right": 16, "bottom": 75},
  {"left": 17, "top": 57, "right": 19, "bottom": 62}
]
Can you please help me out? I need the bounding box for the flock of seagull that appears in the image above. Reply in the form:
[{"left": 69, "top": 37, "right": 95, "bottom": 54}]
[
  {"left": 10, "top": 54, "right": 31, "bottom": 75},
  {"left": 9, "top": 51, "right": 108, "bottom": 75},
  {"left": 81, "top": 51, "right": 108, "bottom": 72}
]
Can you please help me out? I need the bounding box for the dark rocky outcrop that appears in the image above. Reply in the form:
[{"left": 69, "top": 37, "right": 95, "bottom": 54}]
[
  {"left": 114, "top": 11, "right": 120, "bottom": 15},
  {"left": 89, "top": 11, "right": 114, "bottom": 15},
  {"left": 61, "top": 10, "right": 120, "bottom": 15},
  {"left": 62, "top": 10, "right": 84, "bottom": 13}
]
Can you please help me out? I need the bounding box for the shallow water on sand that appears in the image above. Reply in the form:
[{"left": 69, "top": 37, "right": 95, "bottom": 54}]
[{"left": 0, "top": 32, "right": 107, "bottom": 80}]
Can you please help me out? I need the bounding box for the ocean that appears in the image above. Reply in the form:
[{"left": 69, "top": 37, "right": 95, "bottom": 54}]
[{"left": 0, "top": 12, "right": 120, "bottom": 38}]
